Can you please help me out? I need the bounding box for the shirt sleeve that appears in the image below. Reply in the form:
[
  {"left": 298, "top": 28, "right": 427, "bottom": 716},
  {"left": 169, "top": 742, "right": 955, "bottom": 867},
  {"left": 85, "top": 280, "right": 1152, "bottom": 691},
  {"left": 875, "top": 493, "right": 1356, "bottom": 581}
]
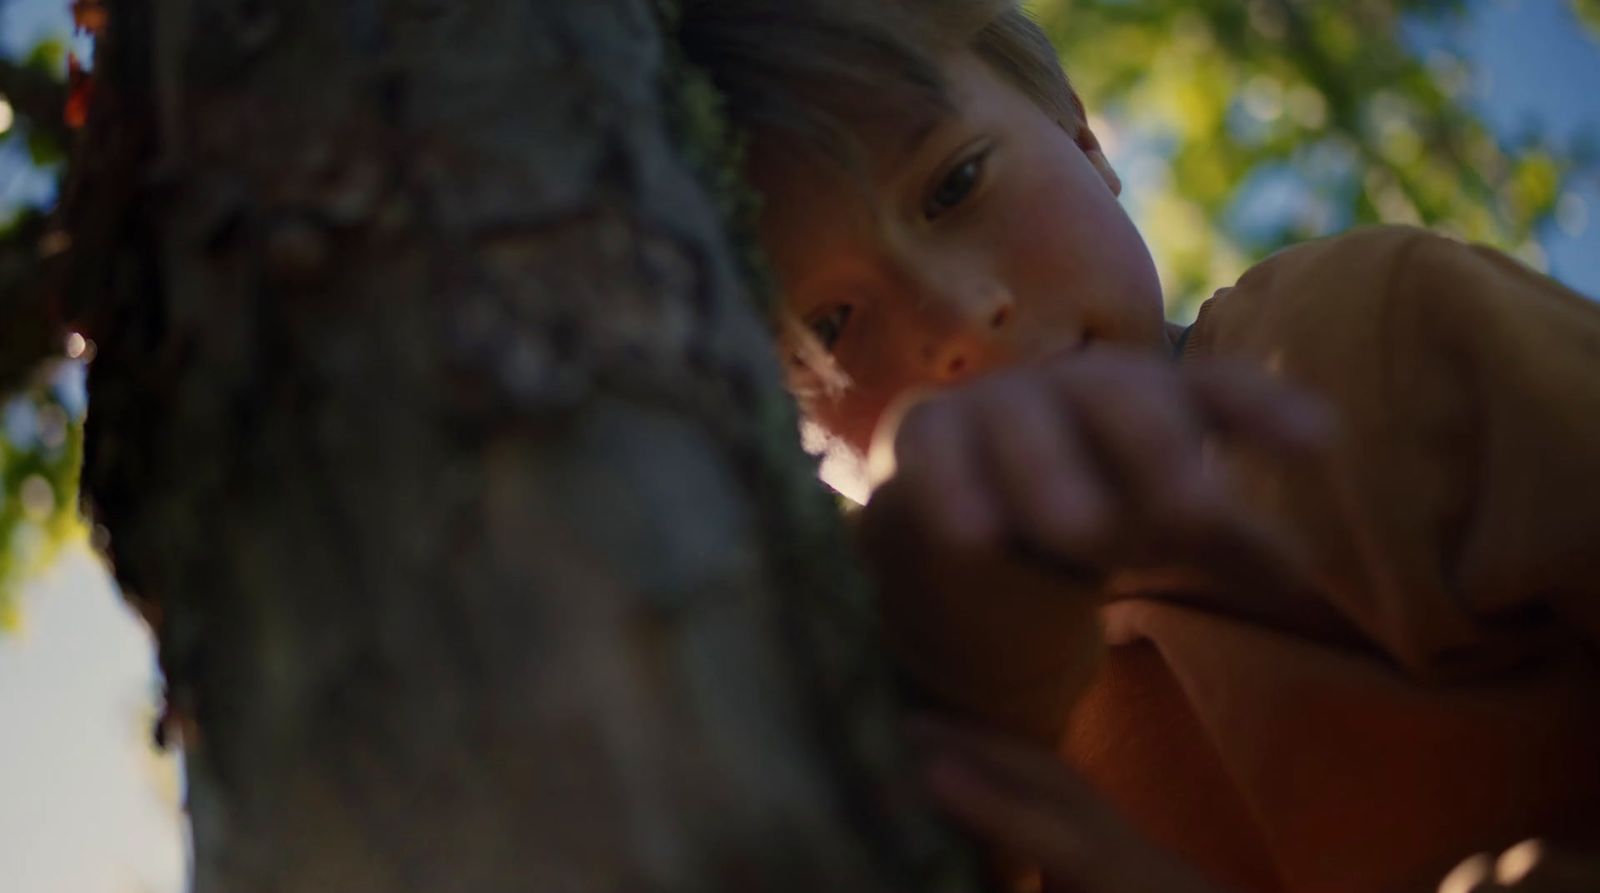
[{"left": 1186, "top": 226, "right": 1600, "bottom": 679}]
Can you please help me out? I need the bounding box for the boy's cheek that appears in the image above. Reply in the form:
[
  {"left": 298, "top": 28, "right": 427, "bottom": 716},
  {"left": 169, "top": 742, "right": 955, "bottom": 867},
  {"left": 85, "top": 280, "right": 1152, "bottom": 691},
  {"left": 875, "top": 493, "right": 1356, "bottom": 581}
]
[
  {"left": 808, "top": 342, "right": 931, "bottom": 457},
  {"left": 804, "top": 388, "right": 892, "bottom": 460},
  {"left": 993, "top": 171, "right": 1164, "bottom": 348},
  {"left": 997, "top": 178, "right": 1083, "bottom": 261},
  {"left": 1002, "top": 194, "right": 1129, "bottom": 290},
  {"left": 991, "top": 197, "right": 1094, "bottom": 306}
]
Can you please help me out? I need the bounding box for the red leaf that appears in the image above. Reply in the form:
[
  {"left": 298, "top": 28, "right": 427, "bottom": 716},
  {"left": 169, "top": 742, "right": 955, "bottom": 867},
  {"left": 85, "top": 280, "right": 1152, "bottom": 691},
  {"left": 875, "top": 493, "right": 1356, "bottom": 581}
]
[
  {"left": 65, "top": 53, "right": 93, "bottom": 129},
  {"left": 71, "top": 0, "right": 109, "bottom": 35}
]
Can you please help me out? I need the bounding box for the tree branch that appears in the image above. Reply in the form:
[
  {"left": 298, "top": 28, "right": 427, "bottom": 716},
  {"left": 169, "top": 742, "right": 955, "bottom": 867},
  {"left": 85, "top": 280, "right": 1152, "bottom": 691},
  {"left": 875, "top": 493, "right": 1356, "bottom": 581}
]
[
  {"left": 0, "top": 212, "right": 62, "bottom": 396},
  {"left": 0, "top": 58, "right": 70, "bottom": 154}
]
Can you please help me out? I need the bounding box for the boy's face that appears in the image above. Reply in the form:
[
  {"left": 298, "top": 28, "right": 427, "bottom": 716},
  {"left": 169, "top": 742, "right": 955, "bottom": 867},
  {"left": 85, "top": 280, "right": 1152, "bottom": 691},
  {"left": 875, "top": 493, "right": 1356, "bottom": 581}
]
[{"left": 755, "top": 50, "right": 1166, "bottom": 455}]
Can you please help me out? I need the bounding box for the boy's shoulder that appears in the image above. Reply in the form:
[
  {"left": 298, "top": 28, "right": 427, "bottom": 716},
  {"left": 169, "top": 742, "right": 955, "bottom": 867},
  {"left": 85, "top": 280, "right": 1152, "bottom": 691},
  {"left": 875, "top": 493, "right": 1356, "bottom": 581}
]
[
  {"left": 1186, "top": 225, "right": 1513, "bottom": 360},
  {"left": 1226, "top": 224, "right": 1458, "bottom": 309}
]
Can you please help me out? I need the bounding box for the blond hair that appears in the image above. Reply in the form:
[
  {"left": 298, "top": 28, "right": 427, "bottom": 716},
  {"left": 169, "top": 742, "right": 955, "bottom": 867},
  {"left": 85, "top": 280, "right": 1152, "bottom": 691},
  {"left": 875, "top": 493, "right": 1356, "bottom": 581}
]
[
  {"left": 677, "top": 0, "right": 1084, "bottom": 172},
  {"left": 676, "top": 0, "right": 1085, "bottom": 407}
]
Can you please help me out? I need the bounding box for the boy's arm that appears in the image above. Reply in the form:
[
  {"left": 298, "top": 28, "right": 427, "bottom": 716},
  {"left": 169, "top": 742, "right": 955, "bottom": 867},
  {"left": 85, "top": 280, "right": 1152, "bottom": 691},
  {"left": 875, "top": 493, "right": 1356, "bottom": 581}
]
[
  {"left": 857, "top": 477, "right": 1106, "bottom": 745},
  {"left": 858, "top": 353, "right": 1330, "bottom": 745},
  {"left": 918, "top": 719, "right": 1600, "bottom": 893},
  {"left": 1426, "top": 238, "right": 1600, "bottom": 653},
  {"left": 1195, "top": 227, "right": 1600, "bottom": 677}
]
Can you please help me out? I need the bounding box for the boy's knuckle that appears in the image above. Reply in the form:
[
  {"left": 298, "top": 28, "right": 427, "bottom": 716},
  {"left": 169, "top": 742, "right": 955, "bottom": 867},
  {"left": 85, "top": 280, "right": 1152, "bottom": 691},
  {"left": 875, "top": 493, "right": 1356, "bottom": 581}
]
[{"left": 895, "top": 401, "right": 951, "bottom": 454}]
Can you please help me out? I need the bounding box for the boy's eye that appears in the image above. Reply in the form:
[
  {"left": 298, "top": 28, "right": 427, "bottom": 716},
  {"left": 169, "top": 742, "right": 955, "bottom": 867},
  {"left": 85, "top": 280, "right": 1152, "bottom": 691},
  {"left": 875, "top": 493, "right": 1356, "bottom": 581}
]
[
  {"left": 808, "top": 304, "right": 853, "bottom": 352},
  {"left": 924, "top": 151, "right": 987, "bottom": 220}
]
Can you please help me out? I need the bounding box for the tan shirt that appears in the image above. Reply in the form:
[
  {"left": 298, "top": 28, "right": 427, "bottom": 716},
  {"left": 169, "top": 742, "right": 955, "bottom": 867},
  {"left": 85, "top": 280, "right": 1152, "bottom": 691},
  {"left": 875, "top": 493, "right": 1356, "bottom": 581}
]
[{"left": 1062, "top": 226, "right": 1600, "bottom": 893}]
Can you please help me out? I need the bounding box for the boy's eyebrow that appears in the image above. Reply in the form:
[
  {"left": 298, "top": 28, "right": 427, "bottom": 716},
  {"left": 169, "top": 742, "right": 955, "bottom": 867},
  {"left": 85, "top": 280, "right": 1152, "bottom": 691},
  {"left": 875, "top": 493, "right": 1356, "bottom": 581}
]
[
  {"left": 901, "top": 118, "right": 941, "bottom": 157},
  {"left": 889, "top": 113, "right": 948, "bottom": 171}
]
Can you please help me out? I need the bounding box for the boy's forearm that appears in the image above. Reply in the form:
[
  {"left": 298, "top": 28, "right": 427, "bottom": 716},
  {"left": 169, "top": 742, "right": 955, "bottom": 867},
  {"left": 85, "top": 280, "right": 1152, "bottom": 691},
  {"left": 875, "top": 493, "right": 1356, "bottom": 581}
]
[
  {"left": 857, "top": 506, "right": 1104, "bottom": 746},
  {"left": 890, "top": 628, "right": 1102, "bottom": 746}
]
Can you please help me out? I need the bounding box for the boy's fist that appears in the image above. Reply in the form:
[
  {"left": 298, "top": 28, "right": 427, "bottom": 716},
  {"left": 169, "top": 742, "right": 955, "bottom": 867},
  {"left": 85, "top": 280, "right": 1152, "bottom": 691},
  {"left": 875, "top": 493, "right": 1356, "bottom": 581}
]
[
  {"left": 856, "top": 348, "right": 1332, "bottom": 740},
  {"left": 867, "top": 347, "right": 1331, "bottom": 596}
]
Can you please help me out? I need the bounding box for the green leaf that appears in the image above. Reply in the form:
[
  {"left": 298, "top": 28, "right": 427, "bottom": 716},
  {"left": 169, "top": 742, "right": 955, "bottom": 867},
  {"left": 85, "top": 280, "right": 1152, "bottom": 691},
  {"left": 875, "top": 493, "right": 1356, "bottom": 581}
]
[
  {"left": 22, "top": 37, "right": 68, "bottom": 77},
  {"left": 1572, "top": 0, "right": 1600, "bottom": 42},
  {"left": 1028, "top": 0, "right": 1586, "bottom": 309},
  {"left": 25, "top": 123, "right": 65, "bottom": 167},
  {"left": 0, "top": 368, "right": 87, "bottom": 630}
]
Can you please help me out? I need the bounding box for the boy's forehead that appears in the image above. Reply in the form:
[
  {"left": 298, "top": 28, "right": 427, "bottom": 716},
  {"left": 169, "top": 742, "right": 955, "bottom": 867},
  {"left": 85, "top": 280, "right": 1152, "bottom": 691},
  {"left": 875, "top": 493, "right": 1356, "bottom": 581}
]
[
  {"left": 751, "top": 112, "right": 934, "bottom": 231},
  {"left": 753, "top": 153, "right": 881, "bottom": 292},
  {"left": 752, "top": 55, "right": 999, "bottom": 211},
  {"left": 852, "top": 50, "right": 988, "bottom": 170},
  {"left": 747, "top": 48, "right": 993, "bottom": 186},
  {"left": 766, "top": 98, "right": 949, "bottom": 181}
]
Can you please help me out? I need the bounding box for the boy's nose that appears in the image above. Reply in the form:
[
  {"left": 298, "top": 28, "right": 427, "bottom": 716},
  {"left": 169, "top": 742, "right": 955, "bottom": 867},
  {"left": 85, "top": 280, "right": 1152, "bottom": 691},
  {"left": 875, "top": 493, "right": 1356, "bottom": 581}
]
[{"left": 922, "top": 290, "right": 1016, "bottom": 383}]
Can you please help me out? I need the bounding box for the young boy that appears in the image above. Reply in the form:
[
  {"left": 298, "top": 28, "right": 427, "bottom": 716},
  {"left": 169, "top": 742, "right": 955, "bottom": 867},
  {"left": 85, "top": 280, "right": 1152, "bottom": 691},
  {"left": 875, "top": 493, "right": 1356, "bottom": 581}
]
[{"left": 679, "top": 2, "right": 1600, "bottom": 891}]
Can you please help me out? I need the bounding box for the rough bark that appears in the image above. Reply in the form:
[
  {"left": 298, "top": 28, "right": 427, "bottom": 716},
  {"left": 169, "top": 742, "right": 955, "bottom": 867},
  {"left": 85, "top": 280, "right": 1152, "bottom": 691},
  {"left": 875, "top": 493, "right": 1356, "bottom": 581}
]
[{"left": 74, "top": 1, "right": 971, "bottom": 891}]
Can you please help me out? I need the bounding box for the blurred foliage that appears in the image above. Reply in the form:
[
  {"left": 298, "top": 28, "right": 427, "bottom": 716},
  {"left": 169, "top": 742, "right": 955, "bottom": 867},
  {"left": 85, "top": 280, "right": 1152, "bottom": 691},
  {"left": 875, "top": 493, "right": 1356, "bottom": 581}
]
[
  {"left": 0, "top": 360, "right": 86, "bottom": 630},
  {"left": 1575, "top": 0, "right": 1600, "bottom": 39},
  {"left": 1, "top": 22, "right": 82, "bottom": 625},
  {"left": 0, "top": 35, "right": 71, "bottom": 196},
  {"left": 1031, "top": 0, "right": 1598, "bottom": 315}
]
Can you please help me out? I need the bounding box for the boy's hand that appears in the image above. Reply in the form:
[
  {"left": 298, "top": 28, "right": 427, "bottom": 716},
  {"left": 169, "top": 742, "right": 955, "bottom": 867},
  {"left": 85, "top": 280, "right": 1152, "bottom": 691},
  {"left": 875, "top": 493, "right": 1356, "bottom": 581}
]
[
  {"left": 866, "top": 347, "right": 1332, "bottom": 594},
  {"left": 916, "top": 721, "right": 1600, "bottom": 893},
  {"left": 856, "top": 348, "right": 1332, "bottom": 742},
  {"left": 915, "top": 718, "right": 1226, "bottom": 893},
  {"left": 1440, "top": 842, "right": 1600, "bottom": 893}
]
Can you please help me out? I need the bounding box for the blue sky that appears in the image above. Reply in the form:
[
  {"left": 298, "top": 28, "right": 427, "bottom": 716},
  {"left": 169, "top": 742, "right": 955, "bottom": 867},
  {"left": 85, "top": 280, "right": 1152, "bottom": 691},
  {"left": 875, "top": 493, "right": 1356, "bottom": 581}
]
[
  {"left": 1415, "top": 0, "right": 1600, "bottom": 296},
  {"left": 0, "top": 0, "right": 84, "bottom": 209}
]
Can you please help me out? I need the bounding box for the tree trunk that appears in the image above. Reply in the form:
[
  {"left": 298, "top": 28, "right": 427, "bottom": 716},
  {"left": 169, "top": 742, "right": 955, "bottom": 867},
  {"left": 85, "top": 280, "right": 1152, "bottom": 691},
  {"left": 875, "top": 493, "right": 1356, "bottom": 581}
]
[{"left": 73, "top": 1, "right": 972, "bottom": 890}]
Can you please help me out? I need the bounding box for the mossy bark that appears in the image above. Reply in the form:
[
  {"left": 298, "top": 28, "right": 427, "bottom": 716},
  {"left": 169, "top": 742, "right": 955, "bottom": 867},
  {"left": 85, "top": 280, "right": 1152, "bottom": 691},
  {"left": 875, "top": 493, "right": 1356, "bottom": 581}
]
[{"left": 74, "top": 1, "right": 972, "bottom": 890}]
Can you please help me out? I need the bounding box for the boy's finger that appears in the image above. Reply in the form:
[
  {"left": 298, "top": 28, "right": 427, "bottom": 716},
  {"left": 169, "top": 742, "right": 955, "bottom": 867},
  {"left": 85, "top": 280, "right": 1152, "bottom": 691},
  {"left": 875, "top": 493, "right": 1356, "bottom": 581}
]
[
  {"left": 886, "top": 400, "right": 999, "bottom": 546},
  {"left": 1439, "top": 853, "right": 1500, "bottom": 893},
  {"left": 922, "top": 752, "right": 1103, "bottom": 886},
  {"left": 1438, "top": 842, "right": 1600, "bottom": 893},
  {"left": 1048, "top": 357, "right": 1220, "bottom": 537},
  {"left": 970, "top": 379, "right": 1112, "bottom": 560},
  {"left": 1185, "top": 362, "right": 1335, "bottom": 453}
]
